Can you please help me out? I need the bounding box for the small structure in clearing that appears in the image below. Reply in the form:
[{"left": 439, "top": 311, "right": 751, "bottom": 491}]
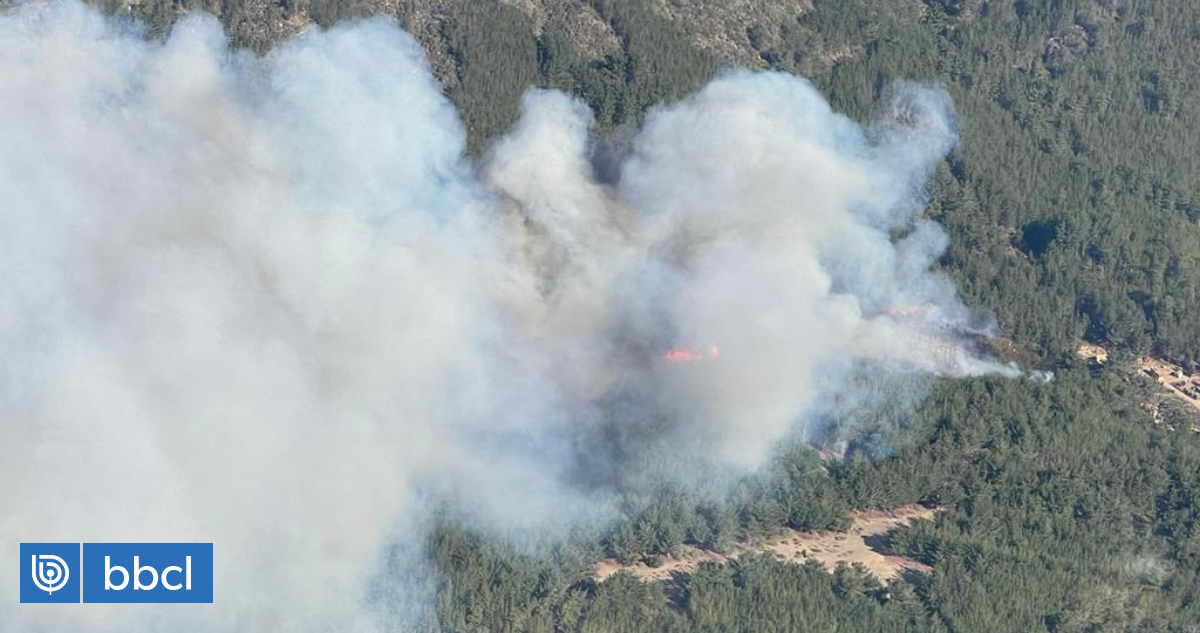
[
  {"left": 594, "top": 505, "right": 940, "bottom": 584},
  {"left": 1075, "top": 344, "right": 1199, "bottom": 432},
  {"left": 1137, "top": 356, "right": 1200, "bottom": 423}
]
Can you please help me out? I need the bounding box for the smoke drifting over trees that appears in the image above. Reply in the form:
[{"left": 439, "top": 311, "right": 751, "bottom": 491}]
[{"left": 0, "top": 2, "right": 1015, "bottom": 630}]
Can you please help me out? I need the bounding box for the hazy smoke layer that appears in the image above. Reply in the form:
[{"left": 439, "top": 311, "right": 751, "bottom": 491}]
[{"left": 0, "top": 2, "right": 1015, "bottom": 630}]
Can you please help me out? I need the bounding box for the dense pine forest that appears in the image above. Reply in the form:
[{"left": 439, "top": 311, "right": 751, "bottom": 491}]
[{"left": 54, "top": 0, "right": 1200, "bottom": 630}]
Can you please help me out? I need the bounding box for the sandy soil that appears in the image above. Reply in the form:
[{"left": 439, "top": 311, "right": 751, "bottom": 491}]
[{"left": 594, "top": 505, "right": 939, "bottom": 583}]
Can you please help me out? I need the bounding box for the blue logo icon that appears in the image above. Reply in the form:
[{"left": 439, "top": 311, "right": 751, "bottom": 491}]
[
  {"left": 20, "top": 543, "right": 80, "bottom": 603},
  {"left": 20, "top": 543, "right": 212, "bottom": 603}
]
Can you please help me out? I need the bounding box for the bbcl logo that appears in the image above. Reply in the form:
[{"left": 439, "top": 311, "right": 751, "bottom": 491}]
[
  {"left": 104, "top": 554, "right": 194, "bottom": 592},
  {"left": 32, "top": 554, "right": 70, "bottom": 594},
  {"left": 20, "top": 544, "right": 79, "bottom": 604},
  {"left": 20, "top": 543, "right": 212, "bottom": 603}
]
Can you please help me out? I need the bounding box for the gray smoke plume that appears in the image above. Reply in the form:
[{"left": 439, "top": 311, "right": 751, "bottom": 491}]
[{"left": 0, "top": 2, "right": 1016, "bottom": 630}]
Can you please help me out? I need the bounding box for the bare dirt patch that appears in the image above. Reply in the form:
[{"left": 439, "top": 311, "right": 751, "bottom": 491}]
[
  {"left": 595, "top": 504, "right": 940, "bottom": 583},
  {"left": 1076, "top": 343, "right": 1109, "bottom": 363}
]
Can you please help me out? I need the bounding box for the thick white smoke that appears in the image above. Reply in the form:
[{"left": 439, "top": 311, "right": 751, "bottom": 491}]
[{"left": 0, "top": 2, "right": 1016, "bottom": 630}]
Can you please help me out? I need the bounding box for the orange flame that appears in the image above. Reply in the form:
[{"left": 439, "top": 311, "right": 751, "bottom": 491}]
[{"left": 663, "top": 345, "right": 721, "bottom": 364}]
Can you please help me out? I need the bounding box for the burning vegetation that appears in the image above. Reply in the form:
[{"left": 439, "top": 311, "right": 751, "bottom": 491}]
[{"left": 663, "top": 345, "right": 721, "bottom": 363}]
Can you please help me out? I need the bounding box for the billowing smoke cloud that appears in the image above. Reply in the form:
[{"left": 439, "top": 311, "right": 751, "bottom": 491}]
[{"left": 0, "top": 1, "right": 1015, "bottom": 630}]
